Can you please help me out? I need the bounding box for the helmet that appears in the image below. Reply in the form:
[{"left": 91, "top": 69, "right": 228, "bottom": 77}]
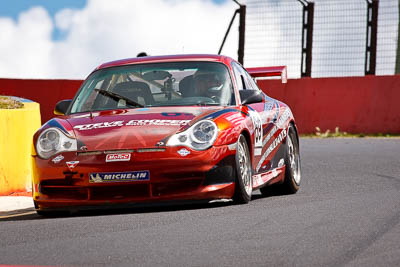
[{"left": 193, "top": 68, "right": 224, "bottom": 97}]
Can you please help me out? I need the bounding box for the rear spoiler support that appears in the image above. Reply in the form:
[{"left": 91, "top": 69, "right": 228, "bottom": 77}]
[{"left": 247, "top": 66, "right": 287, "bottom": 84}]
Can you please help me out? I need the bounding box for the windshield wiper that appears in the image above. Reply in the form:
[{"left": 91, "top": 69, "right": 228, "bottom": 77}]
[{"left": 94, "top": 89, "right": 144, "bottom": 108}]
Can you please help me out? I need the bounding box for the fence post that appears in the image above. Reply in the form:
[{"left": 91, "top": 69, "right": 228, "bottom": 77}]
[
  {"left": 298, "top": 0, "right": 314, "bottom": 77},
  {"left": 218, "top": 1, "right": 246, "bottom": 65},
  {"left": 238, "top": 4, "right": 246, "bottom": 65},
  {"left": 218, "top": 10, "right": 239, "bottom": 55},
  {"left": 395, "top": 0, "right": 400, "bottom": 73},
  {"left": 365, "top": 0, "right": 379, "bottom": 75}
]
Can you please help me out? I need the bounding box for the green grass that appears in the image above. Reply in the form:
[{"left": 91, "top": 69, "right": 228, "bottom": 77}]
[{"left": 0, "top": 96, "right": 24, "bottom": 109}]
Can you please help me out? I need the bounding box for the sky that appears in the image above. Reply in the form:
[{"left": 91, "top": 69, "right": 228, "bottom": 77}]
[
  {"left": 1, "top": 0, "right": 397, "bottom": 79},
  {"left": 0, "top": 0, "right": 239, "bottom": 79}
]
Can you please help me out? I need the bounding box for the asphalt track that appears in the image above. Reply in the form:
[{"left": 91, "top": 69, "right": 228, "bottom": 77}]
[{"left": 1, "top": 138, "right": 400, "bottom": 267}]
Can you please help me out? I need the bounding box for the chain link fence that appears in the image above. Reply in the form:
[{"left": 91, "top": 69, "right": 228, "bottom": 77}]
[
  {"left": 243, "top": 0, "right": 399, "bottom": 78},
  {"left": 376, "top": 0, "right": 398, "bottom": 75}
]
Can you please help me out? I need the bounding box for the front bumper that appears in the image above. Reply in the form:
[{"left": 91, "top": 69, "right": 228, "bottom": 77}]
[{"left": 32, "top": 145, "right": 236, "bottom": 210}]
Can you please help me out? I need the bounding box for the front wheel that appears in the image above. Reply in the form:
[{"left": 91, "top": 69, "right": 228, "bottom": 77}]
[
  {"left": 282, "top": 124, "right": 301, "bottom": 193},
  {"left": 233, "top": 134, "right": 253, "bottom": 204}
]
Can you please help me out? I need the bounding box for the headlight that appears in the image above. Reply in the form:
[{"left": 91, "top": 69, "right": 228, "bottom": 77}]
[
  {"left": 166, "top": 120, "right": 218, "bottom": 150},
  {"left": 36, "top": 127, "right": 77, "bottom": 159}
]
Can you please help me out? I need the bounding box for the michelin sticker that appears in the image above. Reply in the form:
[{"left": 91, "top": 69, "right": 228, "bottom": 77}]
[{"left": 89, "top": 171, "right": 150, "bottom": 183}]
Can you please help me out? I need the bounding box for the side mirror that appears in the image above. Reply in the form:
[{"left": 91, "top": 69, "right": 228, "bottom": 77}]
[
  {"left": 240, "top": 90, "right": 264, "bottom": 105},
  {"left": 54, "top": 100, "right": 72, "bottom": 115}
]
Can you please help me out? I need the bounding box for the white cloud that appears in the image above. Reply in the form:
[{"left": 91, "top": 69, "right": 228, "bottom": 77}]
[
  {"left": 0, "top": 0, "right": 239, "bottom": 79},
  {"left": 1, "top": 0, "right": 397, "bottom": 79},
  {"left": 0, "top": 7, "right": 54, "bottom": 78}
]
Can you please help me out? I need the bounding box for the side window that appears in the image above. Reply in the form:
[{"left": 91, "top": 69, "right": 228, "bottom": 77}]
[
  {"left": 244, "top": 70, "right": 260, "bottom": 91},
  {"left": 232, "top": 62, "right": 247, "bottom": 90},
  {"left": 235, "top": 63, "right": 260, "bottom": 91}
]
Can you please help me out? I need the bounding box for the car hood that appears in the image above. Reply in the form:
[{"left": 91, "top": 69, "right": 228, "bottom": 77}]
[{"left": 64, "top": 106, "right": 224, "bottom": 151}]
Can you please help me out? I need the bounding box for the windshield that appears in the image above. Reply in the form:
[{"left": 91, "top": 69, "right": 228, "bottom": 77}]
[{"left": 69, "top": 62, "right": 235, "bottom": 113}]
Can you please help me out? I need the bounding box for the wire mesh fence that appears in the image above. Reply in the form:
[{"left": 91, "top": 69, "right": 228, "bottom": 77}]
[
  {"left": 243, "top": 0, "right": 399, "bottom": 78},
  {"left": 312, "top": 0, "right": 366, "bottom": 77},
  {"left": 245, "top": 0, "right": 303, "bottom": 78},
  {"left": 376, "top": 0, "right": 398, "bottom": 75}
]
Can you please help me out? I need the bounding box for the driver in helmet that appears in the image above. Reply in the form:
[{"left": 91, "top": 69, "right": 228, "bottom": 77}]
[{"left": 193, "top": 69, "right": 224, "bottom": 98}]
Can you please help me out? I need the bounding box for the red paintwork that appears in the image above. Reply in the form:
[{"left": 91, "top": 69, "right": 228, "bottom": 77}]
[
  {"left": 67, "top": 107, "right": 200, "bottom": 150},
  {"left": 32, "top": 145, "right": 237, "bottom": 209},
  {"left": 31, "top": 54, "right": 296, "bottom": 211},
  {"left": 96, "top": 54, "right": 228, "bottom": 71}
]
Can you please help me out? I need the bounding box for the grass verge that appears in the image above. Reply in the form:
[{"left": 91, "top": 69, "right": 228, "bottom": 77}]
[
  {"left": 301, "top": 127, "right": 400, "bottom": 138},
  {"left": 0, "top": 96, "right": 24, "bottom": 109}
]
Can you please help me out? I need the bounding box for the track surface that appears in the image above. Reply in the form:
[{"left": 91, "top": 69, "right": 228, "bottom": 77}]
[{"left": 1, "top": 138, "right": 400, "bottom": 267}]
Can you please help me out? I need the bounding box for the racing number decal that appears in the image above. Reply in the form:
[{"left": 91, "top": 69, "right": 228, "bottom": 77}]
[{"left": 248, "top": 110, "right": 263, "bottom": 155}]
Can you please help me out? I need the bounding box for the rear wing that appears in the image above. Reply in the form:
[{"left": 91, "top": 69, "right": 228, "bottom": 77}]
[{"left": 246, "top": 66, "right": 287, "bottom": 84}]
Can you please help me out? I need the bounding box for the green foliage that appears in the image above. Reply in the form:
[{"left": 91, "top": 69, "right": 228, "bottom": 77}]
[
  {"left": 315, "top": 126, "right": 347, "bottom": 137},
  {"left": 0, "top": 96, "right": 24, "bottom": 109},
  {"left": 300, "top": 126, "right": 400, "bottom": 138}
]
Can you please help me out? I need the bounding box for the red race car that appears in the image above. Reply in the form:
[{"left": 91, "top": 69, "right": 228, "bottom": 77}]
[{"left": 32, "top": 54, "right": 301, "bottom": 215}]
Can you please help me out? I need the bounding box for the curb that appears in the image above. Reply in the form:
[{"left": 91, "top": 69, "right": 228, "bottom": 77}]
[
  {"left": 0, "top": 207, "right": 36, "bottom": 219},
  {"left": 0, "top": 196, "right": 35, "bottom": 213}
]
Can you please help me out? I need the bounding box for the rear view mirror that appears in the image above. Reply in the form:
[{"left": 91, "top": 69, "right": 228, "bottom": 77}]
[
  {"left": 54, "top": 99, "right": 72, "bottom": 115},
  {"left": 142, "top": 70, "right": 172, "bottom": 81},
  {"left": 240, "top": 90, "right": 264, "bottom": 105}
]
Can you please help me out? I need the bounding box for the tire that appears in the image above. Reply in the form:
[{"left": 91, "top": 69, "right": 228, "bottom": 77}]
[
  {"left": 260, "top": 124, "right": 301, "bottom": 196},
  {"left": 36, "top": 210, "right": 52, "bottom": 216},
  {"left": 283, "top": 124, "right": 301, "bottom": 193},
  {"left": 35, "top": 201, "right": 70, "bottom": 217},
  {"left": 36, "top": 210, "right": 70, "bottom": 217},
  {"left": 233, "top": 134, "right": 253, "bottom": 204}
]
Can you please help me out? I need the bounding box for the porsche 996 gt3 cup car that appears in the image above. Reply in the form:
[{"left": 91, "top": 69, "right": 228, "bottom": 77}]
[{"left": 32, "top": 54, "right": 301, "bottom": 215}]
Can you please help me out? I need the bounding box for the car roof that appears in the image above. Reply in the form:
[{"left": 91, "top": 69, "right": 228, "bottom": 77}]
[{"left": 96, "top": 54, "right": 233, "bottom": 70}]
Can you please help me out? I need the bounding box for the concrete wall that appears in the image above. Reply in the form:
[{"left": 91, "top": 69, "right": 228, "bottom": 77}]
[
  {"left": 0, "top": 101, "right": 41, "bottom": 195},
  {"left": 1, "top": 75, "right": 399, "bottom": 134},
  {"left": 0, "top": 78, "right": 82, "bottom": 124},
  {"left": 258, "top": 75, "right": 400, "bottom": 134}
]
